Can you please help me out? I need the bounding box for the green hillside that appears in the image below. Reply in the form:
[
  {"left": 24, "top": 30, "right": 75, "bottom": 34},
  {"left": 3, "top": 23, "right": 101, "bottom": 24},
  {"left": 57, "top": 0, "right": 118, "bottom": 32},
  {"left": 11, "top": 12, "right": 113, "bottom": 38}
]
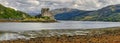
[
  {"left": 0, "top": 4, "right": 30, "bottom": 19},
  {"left": 72, "top": 4, "right": 120, "bottom": 22},
  {"left": 52, "top": 4, "right": 120, "bottom": 22}
]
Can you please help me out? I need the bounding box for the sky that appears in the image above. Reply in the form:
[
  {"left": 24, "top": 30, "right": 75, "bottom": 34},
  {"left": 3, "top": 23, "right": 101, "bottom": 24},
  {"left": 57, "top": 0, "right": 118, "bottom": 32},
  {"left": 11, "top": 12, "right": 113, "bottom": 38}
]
[{"left": 0, "top": 0, "right": 120, "bottom": 15}]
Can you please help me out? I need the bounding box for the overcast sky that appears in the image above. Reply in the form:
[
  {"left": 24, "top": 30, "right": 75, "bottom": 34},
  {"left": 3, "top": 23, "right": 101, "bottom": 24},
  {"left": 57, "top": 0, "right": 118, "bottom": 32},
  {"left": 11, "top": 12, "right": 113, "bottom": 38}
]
[{"left": 0, "top": 0, "right": 120, "bottom": 14}]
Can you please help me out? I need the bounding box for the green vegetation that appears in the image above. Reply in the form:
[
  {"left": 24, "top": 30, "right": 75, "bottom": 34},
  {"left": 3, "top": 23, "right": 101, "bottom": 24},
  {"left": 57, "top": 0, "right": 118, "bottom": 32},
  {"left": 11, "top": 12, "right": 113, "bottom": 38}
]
[
  {"left": 0, "top": 31, "right": 3, "bottom": 34},
  {"left": 53, "top": 5, "right": 120, "bottom": 22},
  {"left": 72, "top": 5, "right": 120, "bottom": 22},
  {"left": 0, "top": 4, "right": 56, "bottom": 22},
  {"left": 41, "top": 16, "right": 50, "bottom": 20},
  {"left": 72, "top": 13, "right": 120, "bottom": 22},
  {"left": 0, "top": 4, "right": 30, "bottom": 19}
]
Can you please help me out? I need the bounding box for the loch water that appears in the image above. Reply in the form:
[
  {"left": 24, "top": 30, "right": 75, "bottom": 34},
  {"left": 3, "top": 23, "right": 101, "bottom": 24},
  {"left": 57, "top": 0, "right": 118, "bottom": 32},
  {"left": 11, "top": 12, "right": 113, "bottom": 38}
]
[{"left": 0, "top": 21, "right": 120, "bottom": 31}]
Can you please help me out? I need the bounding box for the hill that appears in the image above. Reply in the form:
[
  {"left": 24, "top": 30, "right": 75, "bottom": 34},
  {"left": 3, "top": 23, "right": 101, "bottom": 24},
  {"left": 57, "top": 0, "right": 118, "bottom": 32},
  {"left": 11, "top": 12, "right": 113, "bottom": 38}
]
[
  {"left": 51, "top": 8, "right": 92, "bottom": 20},
  {"left": 0, "top": 4, "right": 30, "bottom": 19},
  {"left": 72, "top": 4, "right": 120, "bottom": 21},
  {"left": 53, "top": 4, "right": 120, "bottom": 22}
]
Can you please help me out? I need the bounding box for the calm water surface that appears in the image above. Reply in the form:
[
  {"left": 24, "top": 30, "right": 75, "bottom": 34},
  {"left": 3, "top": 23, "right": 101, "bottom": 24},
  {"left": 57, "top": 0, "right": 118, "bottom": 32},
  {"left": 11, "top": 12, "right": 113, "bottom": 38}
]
[{"left": 0, "top": 21, "right": 120, "bottom": 31}]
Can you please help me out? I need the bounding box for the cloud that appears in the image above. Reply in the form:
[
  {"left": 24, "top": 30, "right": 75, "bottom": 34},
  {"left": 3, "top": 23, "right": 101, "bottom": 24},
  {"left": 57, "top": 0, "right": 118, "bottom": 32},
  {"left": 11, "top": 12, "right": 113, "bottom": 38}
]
[{"left": 0, "top": 0, "right": 120, "bottom": 15}]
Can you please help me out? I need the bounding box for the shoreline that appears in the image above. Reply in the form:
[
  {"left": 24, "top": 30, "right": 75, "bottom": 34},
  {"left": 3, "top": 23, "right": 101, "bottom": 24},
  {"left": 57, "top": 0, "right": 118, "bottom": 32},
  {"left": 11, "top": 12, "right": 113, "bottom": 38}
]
[
  {"left": 0, "top": 20, "right": 57, "bottom": 23},
  {"left": 0, "top": 27, "right": 120, "bottom": 43}
]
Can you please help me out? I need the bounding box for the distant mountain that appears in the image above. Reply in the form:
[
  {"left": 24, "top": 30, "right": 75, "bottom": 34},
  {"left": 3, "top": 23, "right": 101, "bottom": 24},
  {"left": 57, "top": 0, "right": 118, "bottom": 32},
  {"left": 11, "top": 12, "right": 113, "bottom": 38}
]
[
  {"left": 52, "top": 4, "right": 120, "bottom": 22},
  {"left": 0, "top": 4, "right": 30, "bottom": 19},
  {"left": 72, "top": 4, "right": 120, "bottom": 21},
  {"left": 51, "top": 8, "right": 92, "bottom": 20}
]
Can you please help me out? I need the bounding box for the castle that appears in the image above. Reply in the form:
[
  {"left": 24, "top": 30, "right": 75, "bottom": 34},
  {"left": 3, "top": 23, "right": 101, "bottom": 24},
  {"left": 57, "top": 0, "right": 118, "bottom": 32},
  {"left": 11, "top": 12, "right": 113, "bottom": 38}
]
[{"left": 41, "top": 8, "right": 54, "bottom": 20}]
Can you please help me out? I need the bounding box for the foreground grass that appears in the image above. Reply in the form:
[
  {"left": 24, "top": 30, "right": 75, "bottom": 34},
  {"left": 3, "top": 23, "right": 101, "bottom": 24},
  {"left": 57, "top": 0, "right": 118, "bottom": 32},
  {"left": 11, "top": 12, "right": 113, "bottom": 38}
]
[{"left": 0, "top": 27, "right": 120, "bottom": 43}]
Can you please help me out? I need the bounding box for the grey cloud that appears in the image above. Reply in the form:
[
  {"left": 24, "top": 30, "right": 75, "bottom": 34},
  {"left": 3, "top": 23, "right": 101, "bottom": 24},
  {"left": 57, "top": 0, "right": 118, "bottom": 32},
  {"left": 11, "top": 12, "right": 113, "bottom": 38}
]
[{"left": 0, "top": 0, "right": 120, "bottom": 15}]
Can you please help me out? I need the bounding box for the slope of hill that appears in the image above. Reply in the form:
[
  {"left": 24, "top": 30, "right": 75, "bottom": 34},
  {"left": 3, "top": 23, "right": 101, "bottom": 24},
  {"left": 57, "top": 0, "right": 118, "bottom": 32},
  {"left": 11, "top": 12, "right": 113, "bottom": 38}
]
[
  {"left": 51, "top": 8, "right": 92, "bottom": 20},
  {"left": 0, "top": 4, "right": 30, "bottom": 19},
  {"left": 72, "top": 4, "right": 120, "bottom": 21},
  {"left": 52, "top": 4, "right": 120, "bottom": 22}
]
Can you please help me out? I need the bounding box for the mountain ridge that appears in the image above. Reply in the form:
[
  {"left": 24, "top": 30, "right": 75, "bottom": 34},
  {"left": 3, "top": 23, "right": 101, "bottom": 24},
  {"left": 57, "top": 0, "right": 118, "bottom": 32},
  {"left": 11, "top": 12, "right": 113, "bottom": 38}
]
[
  {"left": 52, "top": 4, "right": 120, "bottom": 22},
  {"left": 51, "top": 8, "right": 93, "bottom": 20}
]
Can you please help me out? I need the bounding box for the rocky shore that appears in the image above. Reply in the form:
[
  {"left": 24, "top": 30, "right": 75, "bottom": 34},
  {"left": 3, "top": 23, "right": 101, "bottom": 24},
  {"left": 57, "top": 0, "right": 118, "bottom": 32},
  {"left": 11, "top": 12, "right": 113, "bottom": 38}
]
[
  {"left": 0, "top": 27, "right": 120, "bottom": 43},
  {"left": 0, "top": 19, "right": 57, "bottom": 22}
]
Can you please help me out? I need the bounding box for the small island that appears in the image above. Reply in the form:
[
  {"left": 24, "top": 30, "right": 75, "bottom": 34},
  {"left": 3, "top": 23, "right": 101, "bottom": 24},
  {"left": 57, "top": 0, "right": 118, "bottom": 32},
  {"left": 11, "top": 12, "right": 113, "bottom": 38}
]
[
  {"left": 0, "top": 8, "right": 56, "bottom": 22},
  {"left": 21, "top": 8, "right": 56, "bottom": 22}
]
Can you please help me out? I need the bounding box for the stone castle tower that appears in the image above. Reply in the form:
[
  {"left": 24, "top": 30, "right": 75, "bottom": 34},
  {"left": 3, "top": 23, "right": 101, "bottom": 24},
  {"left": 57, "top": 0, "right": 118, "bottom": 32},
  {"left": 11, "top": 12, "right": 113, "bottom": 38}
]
[{"left": 41, "top": 8, "right": 54, "bottom": 19}]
